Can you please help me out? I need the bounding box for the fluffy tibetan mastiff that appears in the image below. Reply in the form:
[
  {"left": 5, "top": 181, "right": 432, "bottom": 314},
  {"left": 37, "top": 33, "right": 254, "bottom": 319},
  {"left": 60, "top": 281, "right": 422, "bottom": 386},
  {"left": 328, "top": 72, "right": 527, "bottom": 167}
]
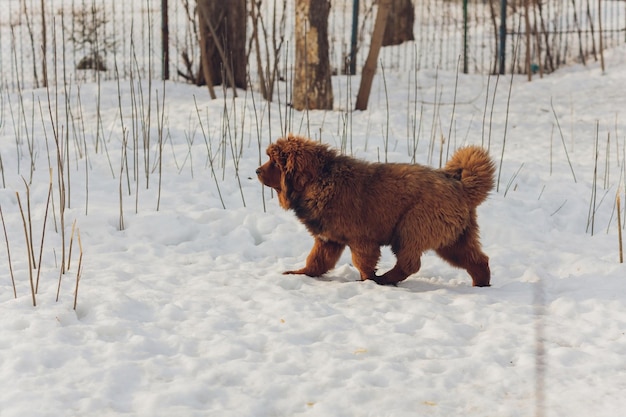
[{"left": 256, "top": 134, "right": 495, "bottom": 287}]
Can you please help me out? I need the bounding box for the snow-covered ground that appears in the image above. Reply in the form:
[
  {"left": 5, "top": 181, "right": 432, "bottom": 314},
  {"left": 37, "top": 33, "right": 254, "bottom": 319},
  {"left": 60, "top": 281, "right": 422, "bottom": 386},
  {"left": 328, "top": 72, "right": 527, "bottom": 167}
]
[{"left": 1, "top": 39, "right": 626, "bottom": 416}]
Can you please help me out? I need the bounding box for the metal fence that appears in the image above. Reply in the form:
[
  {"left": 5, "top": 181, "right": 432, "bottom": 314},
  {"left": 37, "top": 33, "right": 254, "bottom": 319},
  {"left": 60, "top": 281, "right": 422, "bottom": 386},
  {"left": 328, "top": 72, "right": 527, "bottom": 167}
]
[
  {"left": 1, "top": 0, "right": 625, "bottom": 92},
  {"left": 498, "top": 0, "right": 626, "bottom": 76}
]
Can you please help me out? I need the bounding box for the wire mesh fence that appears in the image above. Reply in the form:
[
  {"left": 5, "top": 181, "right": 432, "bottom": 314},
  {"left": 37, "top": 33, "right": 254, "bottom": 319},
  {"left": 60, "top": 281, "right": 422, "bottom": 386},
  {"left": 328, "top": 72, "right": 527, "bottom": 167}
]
[
  {"left": 500, "top": 0, "right": 626, "bottom": 76},
  {"left": 0, "top": 0, "right": 625, "bottom": 93}
]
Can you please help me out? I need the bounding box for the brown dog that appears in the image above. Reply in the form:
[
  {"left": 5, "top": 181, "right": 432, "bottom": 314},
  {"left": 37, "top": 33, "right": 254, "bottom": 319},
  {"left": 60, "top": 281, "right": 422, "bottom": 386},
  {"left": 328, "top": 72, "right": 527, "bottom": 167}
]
[{"left": 256, "top": 134, "right": 495, "bottom": 286}]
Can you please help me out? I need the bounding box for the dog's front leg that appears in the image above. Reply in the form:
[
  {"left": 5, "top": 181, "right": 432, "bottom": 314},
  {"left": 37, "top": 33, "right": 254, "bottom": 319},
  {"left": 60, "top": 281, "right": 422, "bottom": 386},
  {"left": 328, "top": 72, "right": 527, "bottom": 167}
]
[
  {"left": 350, "top": 244, "right": 381, "bottom": 281},
  {"left": 284, "top": 237, "right": 345, "bottom": 277}
]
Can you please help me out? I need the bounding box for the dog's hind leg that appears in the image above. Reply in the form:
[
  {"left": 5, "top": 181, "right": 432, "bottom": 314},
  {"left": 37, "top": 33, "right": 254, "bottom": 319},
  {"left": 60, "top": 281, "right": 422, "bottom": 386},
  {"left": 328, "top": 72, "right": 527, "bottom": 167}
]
[
  {"left": 374, "top": 250, "right": 422, "bottom": 285},
  {"left": 373, "top": 212, "right": 427, "bottom": 285},
  {"left": 435, "top": 227, "right": 491, "bottom": 287},
  {"left": 285, "top": 237, "right": 345, "bottom": 277}
]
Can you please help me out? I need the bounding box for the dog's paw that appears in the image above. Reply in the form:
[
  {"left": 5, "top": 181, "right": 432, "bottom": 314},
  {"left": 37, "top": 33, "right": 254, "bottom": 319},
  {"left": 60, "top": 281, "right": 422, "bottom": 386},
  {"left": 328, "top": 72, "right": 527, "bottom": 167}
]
[
  {"left": 371, "top": 276, "right": 399, "bottom": 286},
  {"left": 283, "top": 268, "right": 312, "bottom": 276}
]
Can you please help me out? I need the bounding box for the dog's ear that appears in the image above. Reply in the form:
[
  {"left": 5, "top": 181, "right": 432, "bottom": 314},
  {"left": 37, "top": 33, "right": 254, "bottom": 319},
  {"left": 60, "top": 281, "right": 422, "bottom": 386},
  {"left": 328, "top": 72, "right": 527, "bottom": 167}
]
[
  {"left": 284, "top": 152, "right": 307, "bottom": 192},
  {"left": 286, "top": 145, "right": 321, "bottom": 193},
  {"left": 267, "top": 143, "right": 286, "bottom": 170},
  {"left": 282, "top": 135, "right": 301, "bottom": 176},
  {"left": 266, "top": 139, "right": 305, "bottom": 194},
  {"left": 271, "top": 135, "right": 324, "bottom": 193}
]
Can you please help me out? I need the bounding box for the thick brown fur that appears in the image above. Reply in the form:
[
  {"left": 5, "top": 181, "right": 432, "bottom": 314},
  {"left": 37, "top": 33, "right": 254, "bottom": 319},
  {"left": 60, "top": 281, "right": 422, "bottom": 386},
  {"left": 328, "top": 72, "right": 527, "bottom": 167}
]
[{"left": 256, "top": 134, "right": 495, "bottom": 287}]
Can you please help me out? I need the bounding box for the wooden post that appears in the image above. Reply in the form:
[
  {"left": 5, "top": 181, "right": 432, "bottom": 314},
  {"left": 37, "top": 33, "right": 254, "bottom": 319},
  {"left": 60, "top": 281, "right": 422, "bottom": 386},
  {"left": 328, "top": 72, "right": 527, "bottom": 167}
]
[
  {"left": 196, "top": 0, "right": 247, "bottom": 92},
  {"left": 349, "top": 0, "right": 359, "bottom": 75},
  {"left": 40, "top": 0, "right": 47, "bottom": 87},
  {"left": 463, "top": 0, "right": 468, "bottom": 74},
  {"left": 355, "top": 0, "right": 391, "bottom": 111},
  {"left": 598, "top": 0, "right": 605, "bottom": 72},
  {"left": 162, "top": 0, "right": 169, "bottom": 80},
  {"left": 524, "top": 0, "right": 531, "bottom": 80},
  {"left": 499, "top": 0, "right": 507, "bottom": 74}
]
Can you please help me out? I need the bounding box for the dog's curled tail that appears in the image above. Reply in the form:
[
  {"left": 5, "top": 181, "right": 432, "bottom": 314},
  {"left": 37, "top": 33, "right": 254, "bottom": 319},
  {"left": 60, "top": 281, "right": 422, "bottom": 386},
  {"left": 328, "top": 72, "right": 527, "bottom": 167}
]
[{"left": 444, "top": 146, "right": 495, "bottom": 207}]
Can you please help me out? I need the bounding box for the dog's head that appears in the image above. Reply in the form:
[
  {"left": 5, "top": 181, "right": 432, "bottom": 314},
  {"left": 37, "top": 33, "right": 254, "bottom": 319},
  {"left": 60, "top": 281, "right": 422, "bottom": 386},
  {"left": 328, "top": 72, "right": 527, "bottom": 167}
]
[{"left": 256, "top": 134, "right": 331, "bottom": 209}]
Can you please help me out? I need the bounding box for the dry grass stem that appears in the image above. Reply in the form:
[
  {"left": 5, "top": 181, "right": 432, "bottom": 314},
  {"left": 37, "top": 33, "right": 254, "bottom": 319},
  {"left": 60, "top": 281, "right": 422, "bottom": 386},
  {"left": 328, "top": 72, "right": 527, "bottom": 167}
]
[
  {"left": 73, "top": 229, "right": 84, "bottom": 310},
  {"left": 16, "top": 192, "right": 36, "bottom": 307},
  {"left": 35, "top": 170, "right": 54, "bottom": 293},
  {"left": 0, "top": 206, "right": 17, "bottom": 298},
  {"left": 193, "top": 95, "right": 226, "bottom": 209},
  {"left": 67, "top": 219, "right": 77, "bottom": 271},
  {"left": 618, "top": 194, "right": 623, "bottom": 263},
  {"left": 550, "top": 98, "right": 577, "bottom": 183}
]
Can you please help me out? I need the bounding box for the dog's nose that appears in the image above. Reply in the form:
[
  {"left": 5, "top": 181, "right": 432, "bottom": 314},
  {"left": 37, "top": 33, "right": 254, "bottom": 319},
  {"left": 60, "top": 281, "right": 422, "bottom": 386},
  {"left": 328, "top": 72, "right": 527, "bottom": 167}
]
[{"left": 255, "top": 167, "right": 261, "bottom": 175}]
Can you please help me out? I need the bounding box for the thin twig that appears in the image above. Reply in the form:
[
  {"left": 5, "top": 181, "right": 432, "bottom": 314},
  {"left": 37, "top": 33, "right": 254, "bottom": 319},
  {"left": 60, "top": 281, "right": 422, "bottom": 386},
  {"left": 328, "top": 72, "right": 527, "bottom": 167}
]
[
  {"left": 73, "top": 229, "right": 83, "bottom": 310},
  {"left": 0, "top": 205, "right": 16, "bottom": 298},
  {"left": 587, "top": 121, "right": 599, "bottom": 235},
  {"left": 497, "top": 53, "right": 516, "bottom": 193},
  {"left": 617, "top": 194, "right": 623, "bottom": 263},
  {"left": 550, "top": 98, "right": 577, "bottom": 183},
  {"left": 67, "top": 219, "right": 77, "bottom": 271},
  {"left": 16, "top": 192, "right": 36, "bottom": 307},
  {"left": 193, "top": 95, "right": 226, "bottom": 209},
  {"left": 381, "top": 61, "right": 390, "bottom": 163},
  {"left": 35, "top": 169, "right": 53, "bottom": 293}
]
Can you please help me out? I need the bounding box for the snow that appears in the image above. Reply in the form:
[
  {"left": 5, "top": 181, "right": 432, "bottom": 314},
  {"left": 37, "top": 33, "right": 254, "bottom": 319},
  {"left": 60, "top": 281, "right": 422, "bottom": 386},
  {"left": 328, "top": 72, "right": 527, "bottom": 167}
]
[{"left": 1, "top": 42, "right": 626, "bottom": 417}]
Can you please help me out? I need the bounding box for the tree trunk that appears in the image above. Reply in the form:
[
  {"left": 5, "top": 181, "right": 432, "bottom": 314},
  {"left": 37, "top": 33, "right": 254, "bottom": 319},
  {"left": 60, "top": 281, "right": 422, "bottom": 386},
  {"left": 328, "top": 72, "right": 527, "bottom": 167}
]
[
  {"left": 293, "top": 0, "right": 333, "bottom": 111},
  {"left": 355, "top": 0, "right": 391, "bottom": 111},
  {"left": 196, "top": 0, "right": 246, "bottom": 90},
  {"left": 383, "top": 0, "right": 414, "bottom": 47}
]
